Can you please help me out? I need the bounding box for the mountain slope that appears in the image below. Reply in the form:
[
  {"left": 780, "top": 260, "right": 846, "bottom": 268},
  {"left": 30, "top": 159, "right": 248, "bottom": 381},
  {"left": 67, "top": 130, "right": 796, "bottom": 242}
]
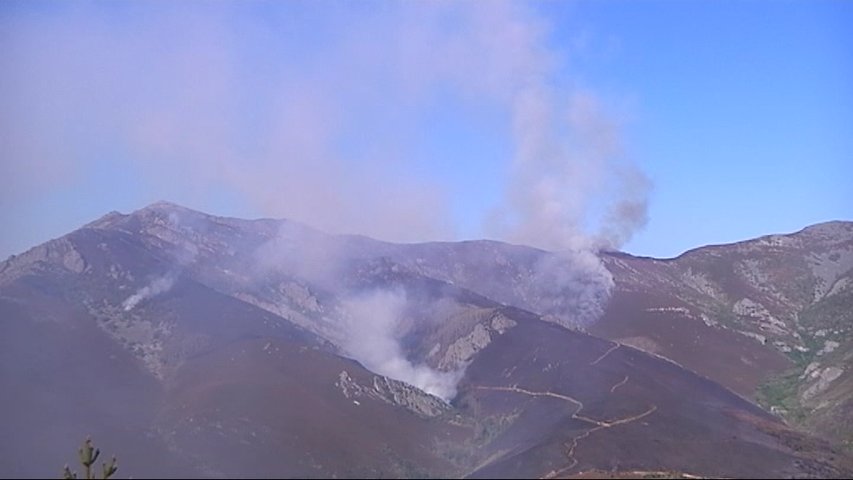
[
  {"left": 0, "top": 218, "right": 463, "bottom": 478},
  {"left": 589, "top": 221, "right": 853, "bottom": 451}
]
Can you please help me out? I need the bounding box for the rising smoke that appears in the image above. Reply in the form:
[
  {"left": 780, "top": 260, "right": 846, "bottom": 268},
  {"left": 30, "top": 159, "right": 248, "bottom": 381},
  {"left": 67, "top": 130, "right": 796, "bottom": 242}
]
[
  {"left": 122, "top": 273, "right": 177, "bottom": 311},
  {"left": 340, "top": 289, "right": 462, "bottom": 401},
  {"left": 492, "top": 89, "right": 652, "bottom": 327},
  {"left": 499, "top": 91, "right": 652, "bottom": 253}
]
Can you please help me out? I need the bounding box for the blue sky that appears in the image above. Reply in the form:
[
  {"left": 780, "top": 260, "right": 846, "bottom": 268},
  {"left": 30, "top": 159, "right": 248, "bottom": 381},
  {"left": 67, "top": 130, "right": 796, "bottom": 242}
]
[
  {"left": 1, "top": 1, "right": 851, "bottom": 259},
  {"left": 556, "top": 1, "right": 853, "bottom": 256}
]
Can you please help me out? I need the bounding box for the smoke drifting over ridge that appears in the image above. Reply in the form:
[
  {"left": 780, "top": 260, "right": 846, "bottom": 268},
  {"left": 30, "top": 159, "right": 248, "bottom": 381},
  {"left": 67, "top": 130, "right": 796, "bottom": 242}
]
[
  {"left": 251, "top": 226, "right": 464, "bottom": 400},
  {"left": 5, "top": 2, "right": 651, "bottom": 395}
]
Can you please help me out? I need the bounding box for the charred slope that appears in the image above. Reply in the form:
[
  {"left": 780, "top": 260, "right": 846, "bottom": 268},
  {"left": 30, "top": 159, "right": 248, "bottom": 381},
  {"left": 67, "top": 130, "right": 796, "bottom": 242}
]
[{"left": 457, "top": 316, "right": 848, "bottom": 478}]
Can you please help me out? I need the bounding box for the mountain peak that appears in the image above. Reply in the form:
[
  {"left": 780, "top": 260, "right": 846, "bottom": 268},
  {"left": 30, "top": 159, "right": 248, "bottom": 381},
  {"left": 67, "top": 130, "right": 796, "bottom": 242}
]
[
  {"left": 794, "top": 220, "right": 853, "bottom": 239},
  {"left": 83, "top": 201, "right": 209, "bottom": 231},
  {"left": 83, "top": 210, "right": 126, "bottom": 230},
  {"left": 135, "top": 200, "right": 211, "bottom": 219},
  {"left": 141, "top": 200, "right": 198, "bottom": 212}
]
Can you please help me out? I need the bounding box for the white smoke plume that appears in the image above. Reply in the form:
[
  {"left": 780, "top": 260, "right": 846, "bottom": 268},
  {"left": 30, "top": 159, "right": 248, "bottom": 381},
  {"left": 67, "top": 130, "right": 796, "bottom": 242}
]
[
  {"left": 490, "top": 85, "right": 651, "bottom": 328},
  {"left": 122, "top": 273, "right": 177, "bottom": 311},
  {"left": 340, "top": 289, "right": 462, "bottom": 401},
  {"left": 527, "top": 250, "right": 614, "bottom": 327}
]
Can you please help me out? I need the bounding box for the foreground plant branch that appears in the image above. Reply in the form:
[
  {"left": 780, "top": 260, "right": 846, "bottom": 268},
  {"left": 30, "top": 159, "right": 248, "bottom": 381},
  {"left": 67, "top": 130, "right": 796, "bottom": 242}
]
[{"left": 62, "top": 437, "right": 117, "bottom": 480}]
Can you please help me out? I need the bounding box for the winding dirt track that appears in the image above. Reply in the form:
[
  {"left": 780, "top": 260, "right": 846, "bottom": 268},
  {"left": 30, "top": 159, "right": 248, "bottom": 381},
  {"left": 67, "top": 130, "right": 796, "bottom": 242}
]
[
  {"left": 471, "top": 383, "right": 657, "bottom": 478},
  {"left": 589, "top": 342, "right": 621, "bottom": 366},
  {"left": 610, "top": 375, "right": 629, "bottom": 393},
  {"left": 471, "top": 342, "right": 658, "bottom": 479}
]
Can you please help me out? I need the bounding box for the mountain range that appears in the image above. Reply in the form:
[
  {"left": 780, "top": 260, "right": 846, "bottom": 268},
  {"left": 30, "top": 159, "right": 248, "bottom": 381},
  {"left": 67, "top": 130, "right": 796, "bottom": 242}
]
[{"left": 1, "top": 201, "right": 851, "bottom": 478}]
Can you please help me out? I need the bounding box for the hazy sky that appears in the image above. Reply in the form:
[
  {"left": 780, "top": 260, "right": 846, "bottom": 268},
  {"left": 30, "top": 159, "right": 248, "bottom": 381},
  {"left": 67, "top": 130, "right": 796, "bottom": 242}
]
[{"left": 2, "top": 1, "right": 851, "bottom": 259}]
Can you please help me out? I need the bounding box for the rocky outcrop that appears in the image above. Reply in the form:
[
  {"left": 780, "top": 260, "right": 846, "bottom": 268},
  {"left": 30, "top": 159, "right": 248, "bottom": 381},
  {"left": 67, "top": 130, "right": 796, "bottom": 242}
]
[
  {"left": 802, "top": 366, "right": 844, "bottom": 401},
  {"left": 733, "top": 298, "right": 789, "bottom": 336},
  {"left": 440, "top": 324, "right": 491, "bottom": 371},
  {"left": 438, "top": 312, "right": 517, "bottom": 371},
  {"left": 0, "top": 237, "right": 87, "bottom": 284},
  {"left": 336, "top": 371, "right": 450, "bottom": 418}
]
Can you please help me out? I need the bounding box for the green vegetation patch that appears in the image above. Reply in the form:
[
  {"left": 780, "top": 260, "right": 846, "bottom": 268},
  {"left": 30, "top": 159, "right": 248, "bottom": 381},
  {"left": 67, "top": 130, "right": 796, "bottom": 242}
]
[{"left": 756, "top": 369, "right": 809, "bottom": 423}]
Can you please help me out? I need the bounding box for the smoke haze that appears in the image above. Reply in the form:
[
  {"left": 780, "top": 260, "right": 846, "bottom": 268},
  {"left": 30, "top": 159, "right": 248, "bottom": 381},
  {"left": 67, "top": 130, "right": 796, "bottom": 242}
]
[
  {"left": 1, "top": 1, "right": 649, "bottom": 250},
  {"left": 3, "top": 1, "right": 652, "bottom": 393}
]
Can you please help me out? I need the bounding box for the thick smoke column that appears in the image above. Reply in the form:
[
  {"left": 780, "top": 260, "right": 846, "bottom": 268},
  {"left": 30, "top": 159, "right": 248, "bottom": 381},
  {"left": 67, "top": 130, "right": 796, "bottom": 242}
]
[
  {"left": 493, "top": 89, "right": 652, "bottom": 327},
  {"left": 501, "top": 91, "right": 651, "bottom": 253},
  {"left": 340, "top": 289, "right": 462, "bottom": 401},
  {"left": 122, "top": 273, "right": 177, "bottom": 311},
  {"left": 531, "top": 250, "right": 615, "bottom": 327}
]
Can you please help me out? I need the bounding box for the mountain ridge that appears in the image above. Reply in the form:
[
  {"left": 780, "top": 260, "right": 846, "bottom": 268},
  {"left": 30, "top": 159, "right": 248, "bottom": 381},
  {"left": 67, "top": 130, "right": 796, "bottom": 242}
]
[{"left": 1, "top": 201, "right": 851, "bottom": 477}]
